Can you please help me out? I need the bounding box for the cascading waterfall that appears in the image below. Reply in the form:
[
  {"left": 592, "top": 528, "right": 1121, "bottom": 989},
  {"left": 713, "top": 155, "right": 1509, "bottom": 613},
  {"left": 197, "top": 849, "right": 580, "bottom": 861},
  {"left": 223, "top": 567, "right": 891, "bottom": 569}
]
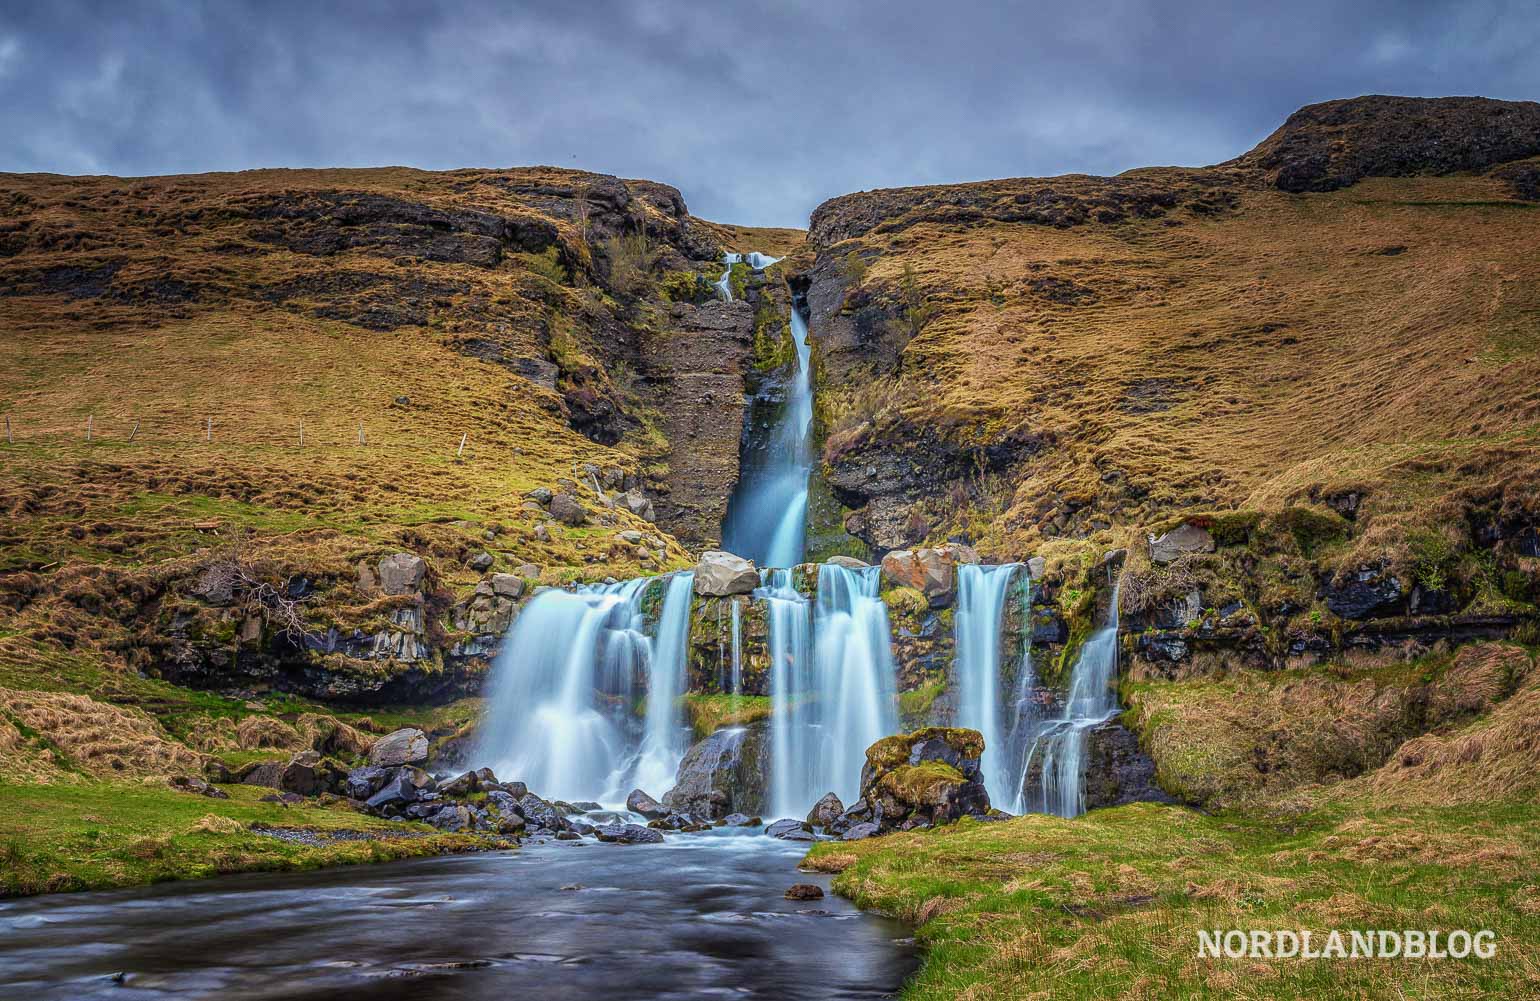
[
  {"left": 713, "top": 251, "right": 781, "bottom": 303},
  {"left": 996, "top": 577, "right": 1039, "bottom": 815},
  {"left": 721, "top": 301, "right": 813, "bottom": 568},
  {"left": 475, "top": 572, "right": 694, "bottom": 804},
  {"left": 634, "top": 571, "right": 695, "bottom": 796},
  {"left": 761, "top": 569, "right": 812, "bottom": 818},
  {"left": 767, "top": 565, "right": 900, "bottom": 815},
  {"left": 953, "top": 563, "right": 1023, "bottom": 806},
  {"left": 1020, "top": 583, "right": 1122, "bottom": 817}
]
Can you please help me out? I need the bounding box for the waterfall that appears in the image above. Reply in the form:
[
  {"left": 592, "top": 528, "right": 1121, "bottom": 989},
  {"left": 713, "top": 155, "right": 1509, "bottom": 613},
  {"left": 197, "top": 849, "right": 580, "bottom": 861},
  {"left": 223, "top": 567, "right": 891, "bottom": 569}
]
[
  {"left": 475, "top": 572, "right": 694, "bottom": 805},
  {"left": 761, "top": 569, "right": 812, "bottom": 817},
  {"left": 1020, "top": 584, "right": 1122, "bottom": 817},
  {"left": 713, "top": 250, "right": 782, "bottom": 303},
  {"left": 720, "top": 297, "right": 813, "bottom": 569},
  {"left": 634, "top": 571, "right": 695, "bottom": 795},
  {"left": 729, "top": 598, "right": 743, "bottom": 695},
  {"left": 764, "top": 564, "right": 899, "bottom": 816},
  {"left": 953, "top": 563, "right": 1023, "bottom": 806},
  {"left": 996, "top": 577, "right": 1039, "bottom": 815}
]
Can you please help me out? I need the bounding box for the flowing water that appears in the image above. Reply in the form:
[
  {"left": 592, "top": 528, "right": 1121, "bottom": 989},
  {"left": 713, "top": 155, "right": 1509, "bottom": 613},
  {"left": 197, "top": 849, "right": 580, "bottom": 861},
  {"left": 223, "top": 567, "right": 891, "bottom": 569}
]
[
  {"left": 720, "top": 296, "right": 813, "bottom": 569},
  {"left": 474, "top": 572, "right": 694, "bottom": 805},
  {"left": 952, "top": 563, "right": 1023, "bottom": 806},
  {"left": 0, "top": 832, "right": 915, "bottom": 1000},
  {"left": 1019, "top": 584, "right": 1122, "bottom": 817},
  {"left": 767, "top": 565, "right": 899, "bottom": 815}
]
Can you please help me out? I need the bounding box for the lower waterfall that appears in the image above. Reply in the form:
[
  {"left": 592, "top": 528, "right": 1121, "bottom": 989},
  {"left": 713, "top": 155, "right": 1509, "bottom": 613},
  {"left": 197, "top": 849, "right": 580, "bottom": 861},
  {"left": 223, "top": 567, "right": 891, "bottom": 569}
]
[
  {"left": 475, "top": 572, "right": 694, "bottom": 804},
  {"left": 1019, "top": 583, "right": 1122, "bottom": 817},
  {"left": 953, "top": 563, "right": 1024, "bottom": 807}
]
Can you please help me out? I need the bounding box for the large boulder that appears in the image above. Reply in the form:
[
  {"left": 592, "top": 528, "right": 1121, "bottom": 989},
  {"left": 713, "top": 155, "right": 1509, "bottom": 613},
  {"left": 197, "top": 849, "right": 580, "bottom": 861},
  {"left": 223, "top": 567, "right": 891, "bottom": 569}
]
[
  {"left": 615, "top": 489, "right": 656, "bottom": 522},
  {"left": 549, "top": 492, "right": 589, "bottom": 526},
  {"left": 377, "top": 553, "right": 427, "bottom": 595},
  {"left": 806, "top": 792, "right": 845, "bottom": 829},
  {"left": 595, "top": 822, "right": 665, "bottom": 844},
  {"left": 1147, "top": 523, "right": 1214, "bottom": 563},
  {"left": 663, "top": 722, "right": 771, "bottom": 819},
  {"left": 858, "top": 727, "right": 991, "bottom": 832},
  {"left": 368, "top": 728, "right": 428, "bottom": 768},
  {"left": 880, "top": 544, "right": 979, "bottom": 607},
  {"left": 625, "top": 788, "right": 667, "bottom": 819},
  {"left": 694, "top": 550, "right": 760, "bottom": 597}
]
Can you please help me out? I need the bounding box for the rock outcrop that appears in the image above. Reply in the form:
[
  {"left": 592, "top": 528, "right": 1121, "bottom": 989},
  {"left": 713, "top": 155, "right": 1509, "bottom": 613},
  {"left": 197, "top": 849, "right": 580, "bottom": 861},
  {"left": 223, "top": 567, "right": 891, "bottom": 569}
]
[
  {"left": 694, "top": 550, "right": 760, "bottom": 597},
  {"left": 843, "top": 727, "right": 992, "bottom": 833},
  {"left": 663, "top": 721, "right": 771, "bottom": 819}
]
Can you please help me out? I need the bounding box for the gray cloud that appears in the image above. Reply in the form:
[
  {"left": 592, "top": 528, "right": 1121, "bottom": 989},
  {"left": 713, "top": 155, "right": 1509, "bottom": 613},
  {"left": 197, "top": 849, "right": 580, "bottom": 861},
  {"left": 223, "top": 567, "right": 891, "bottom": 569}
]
[{"left": 1, "top": 0, "right": 1536, "bottom": 227}]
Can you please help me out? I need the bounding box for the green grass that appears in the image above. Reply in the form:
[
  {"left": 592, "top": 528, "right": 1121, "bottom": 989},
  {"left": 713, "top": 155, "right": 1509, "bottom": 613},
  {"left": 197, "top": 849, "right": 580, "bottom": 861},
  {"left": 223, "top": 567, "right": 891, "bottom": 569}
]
[
  {"left": 682, "top": 693, "right": 772, "bottom": 738},
  {"left": 806, "top": 800, "right": 1540, "bottom": 999},
  {"left": 0, "top": 781, "right": 505, "bottom": 897}
]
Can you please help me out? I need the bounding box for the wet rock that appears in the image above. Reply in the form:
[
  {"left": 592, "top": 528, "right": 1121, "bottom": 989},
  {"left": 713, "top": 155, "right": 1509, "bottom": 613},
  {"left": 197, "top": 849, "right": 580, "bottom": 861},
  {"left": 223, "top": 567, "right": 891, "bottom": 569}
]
[
  {"left": 785, "top": 883, "right": 825, "bottom": 900},
  {"left": 1148, "top": 523, "right": 1214, "bottom": 563},
  {"left": 694, "top": 550, "right": 760, "bottom": 597},
  {"left": 626, "top": 788, "right": 667, "bottom": 818},
  {"left": 517, "top": 793, "right": 565, "bottom": 831},
  {"left": 826, "top": 555, "right": 870, "bottom": 570},
  {"left": 365, "top": 771, "right": 420, "bottom": 812},
  {"left": 859, "top": 727, "right": 991, "bottom": 832},
  {"left": 718, "top": 812, "right": 761, "bottom": 827},
  {"left": 806, "top": 792, "right": 845, "bottom": 829},
  {"left": 594, "top": 823, "right": 665, "bottom": 844},
  {"left": 430, "top": 803, "right": 473, "bottom": 832},
  {"left": 765, "top": 818, "right": 816, "bottom": 841},
  {"left": 549, "top": 492, "right": 588, "bottom": 526},
  {"left": 663, "top": 721, "right": 771, "bottom": 819},
  {"left": 839, "top": 822, "right": 880, "bottom": 842},
  {"left": 377, "top": 553, "right": 428, "bottom": 595},
  {"left": 1082, "top": 720, "right": 1174, "bottom": 810},
  {"left": 438, "top": 770, "right": 481, "bottom": 798}
]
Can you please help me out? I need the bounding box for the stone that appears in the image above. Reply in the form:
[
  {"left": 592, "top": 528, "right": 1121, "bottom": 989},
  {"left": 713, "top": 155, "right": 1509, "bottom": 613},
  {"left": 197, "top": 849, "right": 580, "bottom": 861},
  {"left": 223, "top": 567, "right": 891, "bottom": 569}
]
[
  {"left": 468, "top": 551, "right": 494, "bottom": 571},
  {"left": 275, "top": 750, "right": 347, "bottom": 797},
  {"left": 880, "top": 545, "right": 976, "bottom": 607},
  {"left": 806, "top": 792, "right": 845, "bottom": 829},
  {"left": 859, "top": 727, "right": 991, "bottom": 833},
  {"left": 439, "top": 770, "right": 480, "bottom": 798},
  {"left": 785, "top": 883, "right": 825, "bottom": 900},
  {"left": 826, "top": 555, "right": 870, "bottom": 570},
  {"left": 1148, "top": 523, "right": 1214, "bottom": 563},
  {"left": 377, "top": 552, "right": 428, "bottom": 595},
  {"left": 517, "top": 793, "right": 565, "bottom": 831},
  {"left": 617, "top": 529, "right": 644, "bottom": 544},
  {"left": 1027, "top": 556, "right": 1047, "bottom": 579},
  {"left": 344, "top": 765, "right": 390, "bottom": 800},
  {"left": 615, "top": 489, "right": 656, "bottom": 522},
  {"left": 430, "top": 803, "right": 473, "bottom": 832},
  {"left": 1325, "top": 563, "right": 1405, "bottom": 619},
  {"left": 766, "top": 818, "right": 816, "bottom": 841},
  {"left": 550, "top": 493, "right": 588, "bottom": 526},
  {"left": 525, "top": 487, "right": 553, "bottom": 505},
  {"left": 368, "top": 727, "right": 428, "bottom": 768},
  {"left": 365, "top": 771, "right": 420, "bottom": 812},
  {"left": 694, "top": 550, "right": 759, "bottom": 597},
  {"left": 840, "top": 822, "right": 880, "bottom": 842},
  {"left": 626, "top": 788, "right": 667, "bottom": 819},
  {"left": 168, "top": 775, "right": 229, "bottom": 800},
  {"left": 663, "top": 722, "right": 771, "bottom": 819},
  {"left": 719, "top": 813, "right": 760, "bottom": 827},
  {"left": 490, "top": 573, "right": 524, "bottom": 599},
  {"left": 515, "top": 563, "right": 541, "bottom": 579},
  {"left": 594, "top": 822, "right": 665, "bottom": 844}
]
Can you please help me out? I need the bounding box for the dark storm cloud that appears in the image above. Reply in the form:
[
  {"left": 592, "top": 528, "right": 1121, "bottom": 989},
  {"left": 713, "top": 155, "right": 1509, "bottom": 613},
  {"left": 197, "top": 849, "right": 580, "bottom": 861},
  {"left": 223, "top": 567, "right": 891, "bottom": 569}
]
[{"left": 1, "top": 0, "right": 1536, "bottom": 227}]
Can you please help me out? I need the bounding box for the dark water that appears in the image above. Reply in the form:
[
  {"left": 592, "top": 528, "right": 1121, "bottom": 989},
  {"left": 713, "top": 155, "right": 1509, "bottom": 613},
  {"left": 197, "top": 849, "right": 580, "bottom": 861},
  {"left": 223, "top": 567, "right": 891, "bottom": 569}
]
[{"left": 0, "top": 828, "right": 915, "bottom": 1000}]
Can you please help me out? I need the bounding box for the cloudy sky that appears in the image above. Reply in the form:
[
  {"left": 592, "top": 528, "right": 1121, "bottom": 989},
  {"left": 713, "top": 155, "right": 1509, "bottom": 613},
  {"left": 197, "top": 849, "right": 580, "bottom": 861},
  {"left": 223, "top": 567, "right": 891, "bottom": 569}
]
[{"left": 1, "top": 1, "right": 1536, "bottom": 227}]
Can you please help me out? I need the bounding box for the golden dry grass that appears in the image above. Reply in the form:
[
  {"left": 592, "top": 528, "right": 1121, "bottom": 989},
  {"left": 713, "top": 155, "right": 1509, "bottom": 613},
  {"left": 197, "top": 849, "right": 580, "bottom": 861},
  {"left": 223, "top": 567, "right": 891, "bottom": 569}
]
[
  {"left": 817, "top": 171, "right": 1540, "bottom": 557},
  {"left": 0, "top": 686, "right": 206, "bottom": 779}
]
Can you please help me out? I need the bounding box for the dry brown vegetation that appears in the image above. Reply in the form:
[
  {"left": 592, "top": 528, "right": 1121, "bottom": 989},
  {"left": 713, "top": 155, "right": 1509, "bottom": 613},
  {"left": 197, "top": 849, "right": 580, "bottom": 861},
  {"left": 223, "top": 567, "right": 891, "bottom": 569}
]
[{"left": 810, "top": 168, "right": 1540, "bottom": 563}]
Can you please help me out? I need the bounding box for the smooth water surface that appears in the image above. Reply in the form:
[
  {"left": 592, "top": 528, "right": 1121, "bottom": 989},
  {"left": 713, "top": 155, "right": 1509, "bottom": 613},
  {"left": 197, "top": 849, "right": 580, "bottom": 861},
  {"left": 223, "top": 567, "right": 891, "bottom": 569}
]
[{"left": 0, "top": 831, "right": 914, "bottom": 1000}]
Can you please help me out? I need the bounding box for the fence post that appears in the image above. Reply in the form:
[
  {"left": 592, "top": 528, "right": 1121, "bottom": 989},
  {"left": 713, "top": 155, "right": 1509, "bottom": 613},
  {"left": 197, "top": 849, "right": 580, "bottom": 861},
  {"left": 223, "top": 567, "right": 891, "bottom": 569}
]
[
  {"left": 357, "top": 423, "right": 365, "bottom": 446},
  {"left": 86, "top": 414, "right": 93, "bottom": 442},
  {"left": 299, "top": 422, "right": 304, "bottom": 448},
  {"left": 457, "top": 433, "right": 467, "bottom": 458},
  {"left": 205, "top": 416, "right": 212, "bottom": 442},
  {"left": 128, "top": 418, "right": 139, "bottom": 442},
  {"left": 4, "top": 415, "right": 10, "bottom": 444}
]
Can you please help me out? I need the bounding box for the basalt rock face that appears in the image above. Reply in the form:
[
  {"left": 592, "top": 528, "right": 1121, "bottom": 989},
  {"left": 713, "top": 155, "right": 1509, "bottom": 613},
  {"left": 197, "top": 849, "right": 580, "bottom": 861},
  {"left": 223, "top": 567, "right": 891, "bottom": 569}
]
[{"left": 1236, "top": 95, "right": 1540, "bottom": 193}]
